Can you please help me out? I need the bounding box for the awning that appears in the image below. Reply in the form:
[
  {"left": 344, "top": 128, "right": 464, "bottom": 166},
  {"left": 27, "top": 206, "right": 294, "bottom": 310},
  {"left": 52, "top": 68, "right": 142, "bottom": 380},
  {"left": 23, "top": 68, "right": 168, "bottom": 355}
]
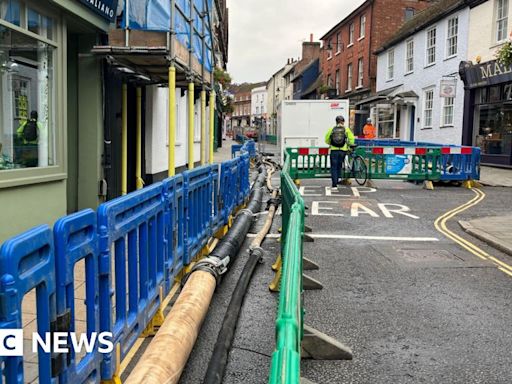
[{"left": 355, "top": 85, "right": 402, "bottom": 106}]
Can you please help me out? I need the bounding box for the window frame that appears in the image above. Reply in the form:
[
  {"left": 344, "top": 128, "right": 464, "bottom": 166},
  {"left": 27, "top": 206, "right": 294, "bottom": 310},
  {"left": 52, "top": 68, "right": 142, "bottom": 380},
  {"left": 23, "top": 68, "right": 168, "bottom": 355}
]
[
  {"left": 327, "top": 38, "right": 333, "bottom": 59},
  {"left": 348, "top": 22, "right": 354, "bottom": 46},
  {"left": 446, "top": 16, "right": 458, "bottom": 58},
  {"left": 405, "top": 38, "right": 414, "bottom": 74},
  {"left": 335, "top": 69, "right": 340, "bottom": 95},
  {"left": 425, "top": 26, "right": 437, "bottom": 66},
  {"left": 359, "top": 14, "right": 366, "bottom": 39},
  {"left": 346, "top": 63, "right": 353, "bottom": 91},
  {"left": 441, "top": 96, "right": 455, "bottom": 127},
  {"left": 335, "top": 32, "right": 341, "bottom": 54},
  {"left": 357, "top": 58, "right": 364, "bottom": 88},
  {"left": 496, "top": 0, "right": 509, "bottom": 43},
  {"left": 387, "top": 49, "right": 394, "bottom": 81},
  {"left": 0, "top": 0, "right": 64, "bottom": 188},
  {"left": 423, "top": 88, "right": 435, "bottom": 129}
]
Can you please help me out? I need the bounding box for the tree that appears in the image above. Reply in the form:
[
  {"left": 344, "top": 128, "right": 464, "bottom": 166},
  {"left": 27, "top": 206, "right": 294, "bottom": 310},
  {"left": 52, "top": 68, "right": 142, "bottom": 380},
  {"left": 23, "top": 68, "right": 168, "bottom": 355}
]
[{"left": 214, "top": 68, "right": 232, "bottom": 88}]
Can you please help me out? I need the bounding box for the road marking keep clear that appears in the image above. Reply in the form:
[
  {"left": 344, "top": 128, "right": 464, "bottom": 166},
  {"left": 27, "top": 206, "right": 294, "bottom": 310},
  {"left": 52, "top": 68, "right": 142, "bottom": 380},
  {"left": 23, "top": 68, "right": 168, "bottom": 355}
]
[{"left": 301, "top": 185, "right": 419, "bottom": 219}]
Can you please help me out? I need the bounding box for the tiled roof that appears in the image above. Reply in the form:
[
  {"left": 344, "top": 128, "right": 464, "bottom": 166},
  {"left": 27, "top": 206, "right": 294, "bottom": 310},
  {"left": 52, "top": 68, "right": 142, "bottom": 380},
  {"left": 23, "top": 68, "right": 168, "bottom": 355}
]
[{"left": 375, "top": 0, "right": 466, "bottom": 54}]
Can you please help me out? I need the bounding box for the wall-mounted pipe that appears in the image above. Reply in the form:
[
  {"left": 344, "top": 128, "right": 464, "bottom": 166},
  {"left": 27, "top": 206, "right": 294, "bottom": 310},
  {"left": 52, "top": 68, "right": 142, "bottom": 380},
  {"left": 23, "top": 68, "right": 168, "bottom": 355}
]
[
  {"left": 201, "top": 89, "right": 207, "bottom": 165},
  {"left": 209, "top": 90, "right": 215, "bottom": 164},
  {"left": 188, "top": 81, "right": 195, "bottom": 170},
  {"left": 136, "top": 87, "right": 143, "bottom": 189},
  {"left": 168, "top": 66, "right": 176, "bottom": 177},
  {"left": 121, "top": 83, "right": 128, "bottom": 195}
]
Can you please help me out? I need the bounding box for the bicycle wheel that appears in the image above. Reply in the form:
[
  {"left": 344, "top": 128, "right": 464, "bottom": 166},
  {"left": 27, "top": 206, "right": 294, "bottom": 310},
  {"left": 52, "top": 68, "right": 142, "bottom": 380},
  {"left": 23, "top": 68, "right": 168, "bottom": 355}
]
[{"left": 352, "top": 156, "right": 368, "bottom": 186}]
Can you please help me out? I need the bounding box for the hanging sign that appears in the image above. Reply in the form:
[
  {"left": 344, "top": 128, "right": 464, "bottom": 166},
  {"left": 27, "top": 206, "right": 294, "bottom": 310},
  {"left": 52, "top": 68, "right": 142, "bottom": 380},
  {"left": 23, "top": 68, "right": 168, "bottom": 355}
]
[
  {"left": 440, "top": 79, "right": 457, "bottom": 98},
  {"left": 77, "top": 0, "right": 119, "bottom": 21}
]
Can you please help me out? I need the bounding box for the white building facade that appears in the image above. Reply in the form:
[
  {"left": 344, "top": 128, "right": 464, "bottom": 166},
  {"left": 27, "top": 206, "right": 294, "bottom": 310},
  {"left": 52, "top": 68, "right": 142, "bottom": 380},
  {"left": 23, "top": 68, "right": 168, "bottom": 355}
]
[
  {"left": 251, "top": 86, "right": 268, "bottom": 122},
  {"left": 376, "top": 2, "right": 470, "bottom": 145}
]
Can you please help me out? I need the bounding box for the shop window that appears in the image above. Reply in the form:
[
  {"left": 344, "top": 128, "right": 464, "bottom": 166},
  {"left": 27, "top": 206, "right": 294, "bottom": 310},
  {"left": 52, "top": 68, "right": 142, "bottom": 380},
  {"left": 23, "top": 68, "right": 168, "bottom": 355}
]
[
  {"left": 28, "top": 8, "right": 53, "bottom": 40},
  {"left": 377, "top": 106, "right": 395, "bottom": 138},
  {"left": 0, "top": 26, "right": 56, "bottom": 170},
  {"left": 476, "top": 85, "right": 512, "bottom": 156},
  {"left": 0, "top": 0, "right": 20, "bottom": 26}
]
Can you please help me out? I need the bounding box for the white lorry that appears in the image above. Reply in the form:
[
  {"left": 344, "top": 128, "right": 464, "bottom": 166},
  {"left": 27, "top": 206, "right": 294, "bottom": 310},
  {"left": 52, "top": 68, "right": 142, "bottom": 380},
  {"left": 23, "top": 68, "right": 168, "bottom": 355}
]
[{"left": 277, "top": 99, "right": 350, "bottom": 161}]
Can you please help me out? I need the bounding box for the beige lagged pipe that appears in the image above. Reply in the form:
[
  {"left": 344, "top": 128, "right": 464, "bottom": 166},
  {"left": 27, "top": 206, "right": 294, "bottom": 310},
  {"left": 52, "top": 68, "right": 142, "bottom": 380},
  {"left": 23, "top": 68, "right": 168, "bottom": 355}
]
[{"left": 125, "top": 271, "right": 216, "bottom": 384}]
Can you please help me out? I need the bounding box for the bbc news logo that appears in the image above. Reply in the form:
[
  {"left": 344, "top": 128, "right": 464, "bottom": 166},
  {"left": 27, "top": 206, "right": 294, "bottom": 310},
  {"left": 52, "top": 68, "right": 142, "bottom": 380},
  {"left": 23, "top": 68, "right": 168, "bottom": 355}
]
[{"left": 0, "top": 330, "right": 113, "bottom": 357}]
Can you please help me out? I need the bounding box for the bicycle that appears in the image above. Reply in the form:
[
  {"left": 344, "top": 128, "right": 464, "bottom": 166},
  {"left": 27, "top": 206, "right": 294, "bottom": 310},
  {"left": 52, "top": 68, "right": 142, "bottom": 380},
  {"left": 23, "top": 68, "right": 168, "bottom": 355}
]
[{"left": 342, "top": 145, "right": 368, "bottom": 186}]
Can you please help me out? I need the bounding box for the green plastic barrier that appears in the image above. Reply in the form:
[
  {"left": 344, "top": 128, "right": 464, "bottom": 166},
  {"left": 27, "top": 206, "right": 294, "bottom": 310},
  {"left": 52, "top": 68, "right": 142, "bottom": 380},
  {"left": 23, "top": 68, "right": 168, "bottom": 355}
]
[
  {"left": 269, "top": 153, "right": 305, "bottom": 384},
  {"left": 286, "top": 147, "right": 442, "bottom": 181}
]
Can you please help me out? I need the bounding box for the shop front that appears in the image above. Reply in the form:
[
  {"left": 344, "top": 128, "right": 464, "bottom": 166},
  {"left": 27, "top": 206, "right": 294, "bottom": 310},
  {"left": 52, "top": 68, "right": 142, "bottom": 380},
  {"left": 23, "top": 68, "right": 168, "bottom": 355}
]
[
  {"left": 460, "top": 59, "right": 512, "bottom": 166},
  {"left": 0, "top": 0, "right": 111, "bottom": 241}
]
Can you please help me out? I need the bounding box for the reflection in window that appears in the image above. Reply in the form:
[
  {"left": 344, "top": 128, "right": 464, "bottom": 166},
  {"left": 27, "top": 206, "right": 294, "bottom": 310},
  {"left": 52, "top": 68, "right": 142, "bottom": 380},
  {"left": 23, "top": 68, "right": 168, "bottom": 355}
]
[
  {"left": 0, "top": 26, "right": 55, "bottom": 170},
  {"left": 0, "top": 0, "right": 20, "bottom": 26},
  {"left": 378, "top": 106, "right": 395, "bottom": 138},
  {"left": 477, "top": 100, "right": 512, "bottom": 156},
  {"left": 28, "top": 8, "right": 54, "bottom": 40}
]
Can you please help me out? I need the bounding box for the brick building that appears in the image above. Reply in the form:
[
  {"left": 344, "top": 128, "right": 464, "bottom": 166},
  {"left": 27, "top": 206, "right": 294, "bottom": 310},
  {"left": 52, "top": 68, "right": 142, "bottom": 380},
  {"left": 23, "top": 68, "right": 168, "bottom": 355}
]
[{"left": 320, "top": 0, "right": 433, "bottom": 110}]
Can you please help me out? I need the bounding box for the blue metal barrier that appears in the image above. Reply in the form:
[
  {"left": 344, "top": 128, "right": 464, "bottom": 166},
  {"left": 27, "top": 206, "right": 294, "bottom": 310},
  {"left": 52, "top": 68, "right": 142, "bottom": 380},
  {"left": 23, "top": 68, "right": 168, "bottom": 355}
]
[
  {"left": 0, "top": 150, "right": 252, "bottom": 384},
  {"left": 54, "top": 210, "right": 101, "bottom": 384},
  {"left": 211, "top": 164, "right": 224, "bottom": 234},
  {"left": 231, "top": 144, "right": 243, "bottom": 158},
  {"left": 183, "top": 166, "right": 213, "bottom": 265},
  {"left": 0, "top": 226, "right": 56, "bottom": 384},
  {"left": 97, "top": 183, "right": 166, "bottom": 379},
  {"left": 241, "top": 152, "right": 250, "bottom": 199}
]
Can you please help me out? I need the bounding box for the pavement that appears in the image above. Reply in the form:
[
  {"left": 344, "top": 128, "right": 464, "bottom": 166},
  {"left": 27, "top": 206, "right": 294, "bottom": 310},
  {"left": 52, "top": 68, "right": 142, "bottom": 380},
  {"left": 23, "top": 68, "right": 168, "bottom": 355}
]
[
  {"left": 460, "top": 215, "right": 512, "bottom": 257},
  {"left": 479, "top": 165, "right": 512, "bottom": 187}
]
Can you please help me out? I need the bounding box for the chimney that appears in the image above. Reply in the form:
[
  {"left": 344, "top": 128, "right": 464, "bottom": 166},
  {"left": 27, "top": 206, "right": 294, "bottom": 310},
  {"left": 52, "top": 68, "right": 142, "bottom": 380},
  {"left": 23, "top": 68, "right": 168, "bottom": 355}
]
[{"left": 302, "top": 35, "right": 321, "bottom": 62}]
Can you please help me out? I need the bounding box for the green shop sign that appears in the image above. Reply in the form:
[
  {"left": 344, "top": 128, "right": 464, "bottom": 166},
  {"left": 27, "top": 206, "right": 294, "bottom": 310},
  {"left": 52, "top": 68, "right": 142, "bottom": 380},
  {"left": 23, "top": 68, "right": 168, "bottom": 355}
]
[{"left": 78, "top": 0, "right": 118, "bottom": 21}]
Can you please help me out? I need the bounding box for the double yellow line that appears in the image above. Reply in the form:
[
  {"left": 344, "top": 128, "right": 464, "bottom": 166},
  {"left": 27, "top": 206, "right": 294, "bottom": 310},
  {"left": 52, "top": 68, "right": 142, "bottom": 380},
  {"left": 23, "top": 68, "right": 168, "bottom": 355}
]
[{"left": 434, "top": 188, "right": 512, "bottom": 277}]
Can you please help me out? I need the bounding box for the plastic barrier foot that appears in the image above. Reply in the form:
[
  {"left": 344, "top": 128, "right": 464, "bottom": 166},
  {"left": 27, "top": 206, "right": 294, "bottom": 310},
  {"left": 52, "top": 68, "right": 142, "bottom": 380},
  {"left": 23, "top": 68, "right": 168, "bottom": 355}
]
[
  {"left": 302, "top": 325, "right": 353, "bottom": 360},
  {"left": 423, "top": 180, "right": 434, "bottom": 190},
  {"left": 303, "top": 257, "right": 319, "bottom": 271},
  {"left": 101, "top": 375, "right": 122, "bottom": 384},
  {"left": 303, "top": 274, "right": 323, "bottom": 290},
  {"left": 142, "top": 308, "right": 165, "bottom": 337},
  {"left": 269, "top": 266, "right": 282, "bottom": 292},
  {"left": 271, "top": 254, "right": 282, "bottom": 271},
  {"left": 214, "top": 225, "right": 229, "bottom": 239},
  {"left": 462, "top": 180, "right": 482, "bottom": 189},
  {"left": 303, "top": 234, "right": 314, "bottom": 242}
]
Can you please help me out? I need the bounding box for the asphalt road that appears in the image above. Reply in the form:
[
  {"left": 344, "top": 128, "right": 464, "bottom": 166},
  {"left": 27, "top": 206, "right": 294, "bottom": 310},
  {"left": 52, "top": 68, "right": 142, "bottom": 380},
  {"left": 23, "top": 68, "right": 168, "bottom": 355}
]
[
  {"left": 174, "top": 175, "right": 512, "bottom": 384},
  {"left": 300, "top": 179, "right": 512, "bottom": 384}
]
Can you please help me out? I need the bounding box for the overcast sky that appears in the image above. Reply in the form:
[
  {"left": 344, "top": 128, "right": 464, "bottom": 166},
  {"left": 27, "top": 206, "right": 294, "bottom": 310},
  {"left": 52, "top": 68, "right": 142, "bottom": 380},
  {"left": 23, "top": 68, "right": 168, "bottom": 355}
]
[{"left": 226, "top": 0, "right": 366, "bottom": 84}]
